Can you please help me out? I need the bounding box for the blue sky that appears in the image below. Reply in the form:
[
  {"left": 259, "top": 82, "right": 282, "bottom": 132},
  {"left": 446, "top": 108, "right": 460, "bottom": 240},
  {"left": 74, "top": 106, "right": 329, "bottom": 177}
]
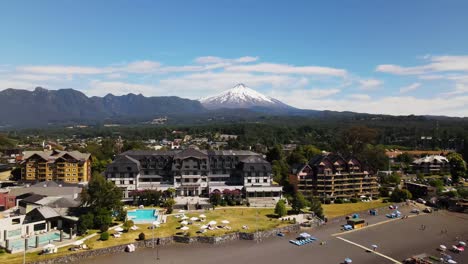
[{"left": 1, "top": 0, "right": 468, "bottom": 116}]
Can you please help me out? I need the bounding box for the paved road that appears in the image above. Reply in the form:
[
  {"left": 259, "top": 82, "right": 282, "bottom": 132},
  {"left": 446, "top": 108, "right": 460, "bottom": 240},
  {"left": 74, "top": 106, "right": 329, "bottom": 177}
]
[{"left": 79, "top": 206, "right": 468, "bottom": 264}]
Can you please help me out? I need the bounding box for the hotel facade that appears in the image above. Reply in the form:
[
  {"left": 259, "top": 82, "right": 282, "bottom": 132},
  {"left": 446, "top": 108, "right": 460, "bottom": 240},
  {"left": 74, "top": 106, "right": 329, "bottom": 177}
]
[
  {"left": 289, "top": 154, "right": 379, "bottom": 200},
  {"left": 105, "top": 148, "right": 282, "bottom": 200},
  {"left": 20, "top": 150, "right": 91, "bottom": 183}
]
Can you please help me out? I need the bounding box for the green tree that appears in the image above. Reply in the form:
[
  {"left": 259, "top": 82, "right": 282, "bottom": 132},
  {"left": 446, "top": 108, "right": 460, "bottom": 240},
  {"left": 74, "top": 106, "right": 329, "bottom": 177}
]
[
  {"left": 272, "top": 160, "right": 290, "bottom": 185},
  {"left": 292, "top": 192, "right": 307, "bottom": 213},
  {"left": 81, "top": 174, "right": 123, "bottom": 212},
  {"left": 309, "top": 198, "right": 324, "bottom": 219},
  {"left": 396, "top": 153, "right": 414, "bottom": 167},
  {"left": 266, "top": 145, "right": 284, "bottom": 162},
  {"left": 163, "top": 198, "right": 176, "bottom": 213},
  {"left": 100, "top": 231, "right": 110, "bottom": 241},
  {"left": 274, "top": 200, "right": 287, "bottom": 217},
  {"left": 447, "top": 153, "right": 467, "bottom": 184},
  {"left": 358, "top": 145, "right": 389, "bottom": 171},
  {"left": 286, "top": 151, "right": 307, "bottom": 165},
  {"left": 77, "top": 212, "right": 94, "bottom": 235},
  {"left": 342, "top": 126, "right": 378, "bottom": 155},
  {"left": 300, "top": 145, "right": 322, "bottom": 160},
  {"left": 209, "top": 192, "right": 222, "bottom": 206},
  {"left": 390, "top": 188, "right": 412, "bottom": 202}
]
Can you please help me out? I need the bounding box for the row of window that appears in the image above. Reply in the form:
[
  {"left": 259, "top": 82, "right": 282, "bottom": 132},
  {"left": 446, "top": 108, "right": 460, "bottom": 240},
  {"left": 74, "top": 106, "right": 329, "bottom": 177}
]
[{"left": 246, "top": 178, "right": 268, "bottom": 183}]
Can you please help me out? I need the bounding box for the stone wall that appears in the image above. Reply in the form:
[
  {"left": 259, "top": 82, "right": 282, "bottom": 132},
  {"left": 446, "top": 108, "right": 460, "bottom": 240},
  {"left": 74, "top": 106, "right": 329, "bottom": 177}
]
[{"left": 29, "top": 224, "right": 300, "bottom": 264}]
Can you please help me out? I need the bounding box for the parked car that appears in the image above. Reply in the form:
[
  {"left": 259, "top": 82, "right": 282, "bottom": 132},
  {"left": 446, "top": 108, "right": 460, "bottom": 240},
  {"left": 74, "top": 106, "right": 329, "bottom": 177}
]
[
  {"left": 416, "top": 198, "right": 426, "bottom": 204},
  {"left": 410, "top": 208, "right": 420, "bottom": 214},
  {"left": 423, "top": 207, "right": 432, "bottom": 213}
]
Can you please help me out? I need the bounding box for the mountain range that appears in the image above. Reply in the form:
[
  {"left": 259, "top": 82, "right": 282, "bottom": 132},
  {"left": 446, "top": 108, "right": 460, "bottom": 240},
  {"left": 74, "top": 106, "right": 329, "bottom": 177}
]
[{"left": 0, "top": 85, "right": 463, "bottom": 128}]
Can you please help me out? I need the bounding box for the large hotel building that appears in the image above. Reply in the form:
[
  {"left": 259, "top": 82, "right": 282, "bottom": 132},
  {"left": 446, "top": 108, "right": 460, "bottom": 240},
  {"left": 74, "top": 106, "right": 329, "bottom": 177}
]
[
  {"left": 105, "top": 148, "right": 283, "bottom": 200},
  {"left": 289, "top": 153, "right": 379, "bottom": 200},
  {"left": 20, "top": 150, "right": 91, "bottom": 183}
]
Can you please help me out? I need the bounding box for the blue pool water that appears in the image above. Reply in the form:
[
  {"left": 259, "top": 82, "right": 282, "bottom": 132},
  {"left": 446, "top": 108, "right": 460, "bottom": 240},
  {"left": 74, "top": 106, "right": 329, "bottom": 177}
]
[
  {"left": 9, "top": 232, "right": 61, "bottom": 251},
  {"left": 127, "top": 209, "right": 158, "bottom": 223}
]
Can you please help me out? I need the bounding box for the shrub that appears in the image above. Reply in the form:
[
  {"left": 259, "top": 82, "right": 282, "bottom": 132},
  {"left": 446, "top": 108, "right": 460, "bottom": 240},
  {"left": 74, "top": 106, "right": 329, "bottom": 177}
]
[
  {"left": 350, "top": 198, "right": 359, "bottom": 203},
  {"left": 334, "top": 198, "right": 343, "bottom": 204},
  {"left": 138, "top": 232, "right": 146, "bottom": 241},
  {"left": 100, "top": 232, "right": 109, "bottom": 241},
  {"left": 123, "top": 220, "right": 134, "bottom": 232},
  {"left": 100, "top": 225, "right": 109, "bottom": 233},
  {"left": 274, "top": 200, "right": 287, "bottom": 217}
]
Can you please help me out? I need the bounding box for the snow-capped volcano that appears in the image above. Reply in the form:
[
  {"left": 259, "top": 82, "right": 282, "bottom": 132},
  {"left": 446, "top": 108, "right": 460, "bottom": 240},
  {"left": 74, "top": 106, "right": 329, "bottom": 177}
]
[{"left": 200, "top": 84, "right": 292, "bottom": 110}]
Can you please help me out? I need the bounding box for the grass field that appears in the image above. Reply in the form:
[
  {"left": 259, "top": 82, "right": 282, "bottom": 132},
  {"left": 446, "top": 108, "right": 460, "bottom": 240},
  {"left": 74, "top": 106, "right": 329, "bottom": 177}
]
[
  {"left": 0, "top": 203, "right": 384, "bottom": 264},
  {"left": 322, "top": 199, "right": 387, "bottom": 219}
]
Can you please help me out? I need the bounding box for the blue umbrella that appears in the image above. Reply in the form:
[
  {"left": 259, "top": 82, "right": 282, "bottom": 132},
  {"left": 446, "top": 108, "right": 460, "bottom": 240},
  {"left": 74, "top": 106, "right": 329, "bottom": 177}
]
[{"left": 344, "top": 258, "right": 352, "bottom": 263}]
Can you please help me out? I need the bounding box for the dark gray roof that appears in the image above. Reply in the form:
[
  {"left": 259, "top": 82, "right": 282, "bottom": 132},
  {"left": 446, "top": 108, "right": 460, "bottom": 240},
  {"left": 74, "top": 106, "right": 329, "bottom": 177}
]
[
  {"left": 34, "top": 207, "right": 60, "bottom": 219},
  {"left": 240, "top": 156, "right": 269, "bottom": 164},
  {"left": 174, "top": 148, "right": 207, "bottom": 159},
  {"left": 21, "top": 194, "right": 46, "bottom": 203}
]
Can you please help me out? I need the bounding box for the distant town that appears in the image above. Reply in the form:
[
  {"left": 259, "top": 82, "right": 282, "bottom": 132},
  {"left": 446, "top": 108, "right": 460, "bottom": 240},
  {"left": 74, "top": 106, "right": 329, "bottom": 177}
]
[{"left": 0, "top": 122, "right": 466, "bottom": 263}]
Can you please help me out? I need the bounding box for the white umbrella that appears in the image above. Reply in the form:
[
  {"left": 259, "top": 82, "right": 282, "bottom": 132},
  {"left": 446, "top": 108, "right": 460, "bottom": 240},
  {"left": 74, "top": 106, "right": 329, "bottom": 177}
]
[
  {"left": 221, "top": 220, "right": 230, "bottom": 224},
  {"left": 181, "top": 216, "right": 189, "bottom": 220},
  {"left": 115, "top": 227, "right": 124, "bottom": 232},
  {"left": 43, "top": 243, "right": 55, "bottom": 249},
  {"left": 447, "top": 260, "right": 457, "bottom": 264},
  {"left": 439, "top": 245, "right": 447, "bottom": 250},
  {"left": 180, "top": 226, "right": 189, "bottom": 231},
  {"left": 208, "top": 220, "right": 217, "bottom": 226},
  {"left": 73, "top": 240, "right": 84, "bottom": 246},
  {"left": 190, "top": 217, "right": 199, "bottom": 221},
  {"left": 200, "top": 225, "right": 208, "bottom": 229},
  {"left": 344, "top": 258, "right": 352, "bottom": 263},
  {"left": 199, "top": 214, "right": 206, "bottom": 218},
  {"left": 178, "top": 210, "right": 186, "bottom": 213},
  {"left": 180, "top": 220, "right": 189, "bottom": 225},
  {"left": 459, "top": 241, "right": 466, "bottom": 246}
]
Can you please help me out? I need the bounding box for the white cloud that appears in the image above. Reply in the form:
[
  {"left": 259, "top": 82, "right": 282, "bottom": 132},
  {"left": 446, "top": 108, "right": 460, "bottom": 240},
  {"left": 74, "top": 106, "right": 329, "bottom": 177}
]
[
  {"left": 18, "top": 65, "right": 110, "bottom": 75},
  {"left": 443, "top": 83, "right": 468, "bottom": 96},
  {"left": 280, "top": 95, "right": 468, "bottom": 117},
  {"left": 348, "top": 94, "right": 371, "bottom": 100},
  {"left": 358, "top": 79, "right": 383, "bottom": 90},
  {"left": 122, "top": 61, "right": 161, "bottom": 73},
  {"left": 376, "top": 55, "right": 468, "bottom": 75},
  {"left": 226, "top": 63, "right": 347, "bottom": 76},
  {"left": 11, "top": 74, "right": 60, "bottom": 81},
  {"left": 194, "top": 56, "right": 258, "bottom": 64},
  {"left": 399, "top": 82, "right": 421, "bottom": 93}
]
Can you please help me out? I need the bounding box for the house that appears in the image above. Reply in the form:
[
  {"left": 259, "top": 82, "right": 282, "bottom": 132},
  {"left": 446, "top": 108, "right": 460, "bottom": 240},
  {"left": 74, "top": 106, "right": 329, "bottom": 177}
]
[
  {"left": 412, "top": 155, "right": 449, "bottom": 175},
  {"left": 404, "top": 182, "right": 437, "bottom": 199},
  {"left": 289, "top": 153, "right": 379, "bottom": 201},
  {"left": 20, "top": 150, "right": 91, "bottom": 183},
  {"left": 0, "top": 190, "right": 16, "bottom": 211}
]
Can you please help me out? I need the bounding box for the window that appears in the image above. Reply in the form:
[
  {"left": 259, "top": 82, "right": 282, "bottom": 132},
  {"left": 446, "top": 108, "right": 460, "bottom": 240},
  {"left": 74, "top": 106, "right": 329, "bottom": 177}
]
[
  {"left": 255, "top": 179, "right": 260, "bottom": 183},
  {"left": 129, "top": 181, "right": 134, "bottom": 185},
  {"left": 184, "top": 178, "right": 189, "bottom": 182},
  {"left": 247, "top": 179, "right": 252, "bottom": 183},
  {"left": 127, "top": 166, "right": 132, "bottom": 171},
  {"left": 263, "top": 179, "right": 268, "bottom": 183}
]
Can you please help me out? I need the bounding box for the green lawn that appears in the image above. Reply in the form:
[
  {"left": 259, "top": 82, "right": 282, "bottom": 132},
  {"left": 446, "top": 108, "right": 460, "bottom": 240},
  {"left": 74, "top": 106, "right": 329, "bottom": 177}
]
[
  {"left": 0, "top": 203, "right": 384, "bottom": 264},
  {"left": 322, "top": 199, "right": 387, "bottom": 219}
]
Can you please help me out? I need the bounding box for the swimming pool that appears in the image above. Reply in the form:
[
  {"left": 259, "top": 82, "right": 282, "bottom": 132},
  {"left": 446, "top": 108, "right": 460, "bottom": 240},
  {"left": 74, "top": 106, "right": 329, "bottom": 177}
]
[
  {"left": 127, "top": 209, "right": 158, "bottom": 223},
  {"left": 9, "top": 232, "right": 61, "bottom": 251}
]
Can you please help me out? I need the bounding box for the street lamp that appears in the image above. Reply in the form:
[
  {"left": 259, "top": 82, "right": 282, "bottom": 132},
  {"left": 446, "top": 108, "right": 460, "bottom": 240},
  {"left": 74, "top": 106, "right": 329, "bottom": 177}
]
[
  {"left": 23, "top": 234, "right": 29, "bottom": 264},
  {"left": 152, "top": 221, "right": 160, "bottom": 262}
]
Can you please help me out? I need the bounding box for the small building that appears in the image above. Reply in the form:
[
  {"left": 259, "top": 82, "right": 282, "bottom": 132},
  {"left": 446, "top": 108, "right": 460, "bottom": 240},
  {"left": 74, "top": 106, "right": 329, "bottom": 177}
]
[
  {"left": 412, "top": 155, "right": 449, "bottom": 175},
  {"left": 346, "top": 218, "right": 366, "bottom": 229},
  {"left": 405, "top": 182, "right": 437, "bottom": 199}
]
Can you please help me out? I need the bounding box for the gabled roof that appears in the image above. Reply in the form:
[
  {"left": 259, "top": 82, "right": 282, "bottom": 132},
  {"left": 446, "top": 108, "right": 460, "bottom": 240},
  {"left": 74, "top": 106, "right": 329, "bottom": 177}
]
[
  {"left": 21, "top": 194, "right": 46, "bottom": 204},
  {"left": 33, "top": 206, "right": 60, "bottom": 219},
  {"left": 173, "top": 148, "right": 207, "bottom": 159},
  {"left": 22, "top": 150, "right": 90, "bottom": 162}
]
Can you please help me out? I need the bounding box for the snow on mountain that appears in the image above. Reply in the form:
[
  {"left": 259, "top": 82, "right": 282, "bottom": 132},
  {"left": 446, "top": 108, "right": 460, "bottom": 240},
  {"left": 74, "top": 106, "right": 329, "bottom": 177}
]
[{"left": 200, "top": 84, "right": 292, "bottom": 110}]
